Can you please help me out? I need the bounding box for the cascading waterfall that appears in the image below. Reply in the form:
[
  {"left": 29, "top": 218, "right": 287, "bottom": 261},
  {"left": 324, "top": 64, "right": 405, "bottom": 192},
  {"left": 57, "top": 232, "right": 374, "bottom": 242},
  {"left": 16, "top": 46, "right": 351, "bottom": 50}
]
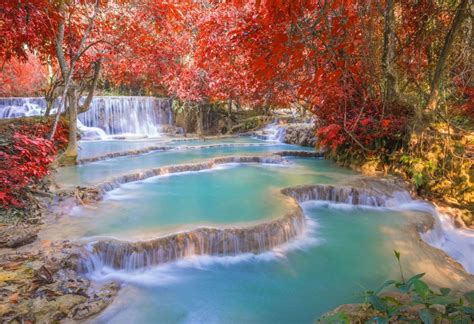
[
  {"left": 0, "top": 96, "right": 173, "bottom": 139},
  {"left": 283, "top": 184, "right": 474, "bottom": 274},
  {"left": 79, "top": 182, "right": 404, "bottom": 273},
  {"left": 282, "top": 184, "right": 393, "bottom": 207},
  {"left": 409, "top": 203, "right": 474, "bottom": 274},
  {"left": 78, "top": 97, "right": 173, "bottom": 137},
  {"left": 81, "top": 211, "right": 306, "bottom": 272},
  {"left": 258, "top": 123, "right": 287, "bottom": 142},
  {"left": 0, "top": 97, "right": 48, "bottom": 118}
]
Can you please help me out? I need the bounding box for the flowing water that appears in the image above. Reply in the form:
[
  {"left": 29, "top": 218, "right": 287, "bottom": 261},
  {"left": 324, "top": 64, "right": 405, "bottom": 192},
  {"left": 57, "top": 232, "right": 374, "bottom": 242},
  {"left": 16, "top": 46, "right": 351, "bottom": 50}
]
[
  {"left": 44, "top": 135, "right": 474, "bottom": 323},
  {"left": 89, "top": 204, "right": 426, "bottom": 323},
  {"left": 45, "top": 158, "right": 356, "bottom": 240},
  {"left": 0, "top": 96, "right": 173, "bottom": 139},
  {"left": 2, "top": 100, "right": 472, "bottom": 321},
  {"left": 55, "top": 140, "right": 313, "bottom": 186}
]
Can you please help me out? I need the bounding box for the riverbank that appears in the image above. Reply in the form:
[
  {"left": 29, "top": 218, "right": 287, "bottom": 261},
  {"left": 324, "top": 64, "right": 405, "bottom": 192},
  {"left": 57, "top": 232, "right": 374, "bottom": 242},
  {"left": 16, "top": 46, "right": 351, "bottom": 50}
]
[{"left": 0, "top": 222, "right": 119, "bottom": 321}]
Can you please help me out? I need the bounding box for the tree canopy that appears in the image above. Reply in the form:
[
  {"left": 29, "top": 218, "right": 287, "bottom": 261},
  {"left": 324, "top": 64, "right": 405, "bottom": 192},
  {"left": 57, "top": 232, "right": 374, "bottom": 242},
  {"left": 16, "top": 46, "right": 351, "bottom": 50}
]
[{"left": 1, "top": 0, "right": 472, "bottom": 184}]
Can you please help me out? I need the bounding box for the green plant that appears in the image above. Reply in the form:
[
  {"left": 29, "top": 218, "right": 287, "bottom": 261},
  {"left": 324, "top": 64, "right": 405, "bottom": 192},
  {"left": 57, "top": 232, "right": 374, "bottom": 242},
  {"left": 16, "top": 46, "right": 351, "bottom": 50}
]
[{"left": 362, "top": 251, "right": 474, "bottom": 322}]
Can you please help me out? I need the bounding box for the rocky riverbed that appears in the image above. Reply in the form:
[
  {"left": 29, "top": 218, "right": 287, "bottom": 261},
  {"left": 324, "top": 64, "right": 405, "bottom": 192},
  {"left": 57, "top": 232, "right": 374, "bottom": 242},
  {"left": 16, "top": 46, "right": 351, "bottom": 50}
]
[{"left": 0, "top": 229, "right": 119, "bottom": 322}]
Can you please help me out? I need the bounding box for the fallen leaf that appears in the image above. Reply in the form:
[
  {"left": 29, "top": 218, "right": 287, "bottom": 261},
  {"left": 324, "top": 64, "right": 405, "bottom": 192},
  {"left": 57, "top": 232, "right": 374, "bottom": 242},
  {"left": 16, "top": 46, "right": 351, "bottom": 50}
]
[{"left": 9, "top": 292, "right": 19, "bottom": 304}]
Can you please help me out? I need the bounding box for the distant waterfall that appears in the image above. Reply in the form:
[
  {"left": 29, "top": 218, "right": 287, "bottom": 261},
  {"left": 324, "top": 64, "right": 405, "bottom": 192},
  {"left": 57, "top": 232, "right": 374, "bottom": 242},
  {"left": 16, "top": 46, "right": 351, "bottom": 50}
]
[
  {"left": 78, "top": 97, "right": 173, "bottom": 137},
  {"left": 0, "top": 96, "right": 173, "bottom": 139},
  {"left": 0, "top": 97, "right": 48, "bottom": 118},
  {"left": 257, "top": 123, "right": 287, "bottom": 142}
]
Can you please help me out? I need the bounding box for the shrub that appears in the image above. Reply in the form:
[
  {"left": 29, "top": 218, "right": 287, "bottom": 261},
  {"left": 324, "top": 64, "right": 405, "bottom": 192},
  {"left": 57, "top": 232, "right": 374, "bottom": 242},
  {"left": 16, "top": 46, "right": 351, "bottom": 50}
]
[{"left": 0, "top": 118, "right": 68, "bottom": 208}]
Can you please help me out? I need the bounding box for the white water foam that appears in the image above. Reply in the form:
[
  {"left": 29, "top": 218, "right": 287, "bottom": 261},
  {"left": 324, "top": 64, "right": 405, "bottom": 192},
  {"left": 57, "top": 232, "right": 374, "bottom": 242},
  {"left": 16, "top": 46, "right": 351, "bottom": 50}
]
[
  {"left": 77, "top": 119, "right": 108, "bottom": 140},
  {"left": 0, "top": 96, "right": 173, "bottom": 140},
  {"left": 258, "top": 123, "right": 287, "bottom": 142},
  {"left": 301, "top": 192, "right": 473, "bottom": 274},
  {"left": 398, "top": 201, "right": 474, "bottom": 274},
  {"left": 85, "top": 215, "right": 320, "bottom": 284}
]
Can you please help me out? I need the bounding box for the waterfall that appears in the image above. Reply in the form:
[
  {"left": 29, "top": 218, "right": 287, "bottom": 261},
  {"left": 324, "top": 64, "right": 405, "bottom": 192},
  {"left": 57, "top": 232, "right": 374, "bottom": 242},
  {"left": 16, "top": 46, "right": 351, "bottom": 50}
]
[
  {"left": 257, "top": 123, "right": 287, "bottom": 142},
  {"left": 78, "top": 97, "right": 173, "bottom": 137},
  {"left": 81, "top": 209, "right": 306, "bottom": 272},
  {"left": 0, "top": 96, "right": 173, "bottom": 139},
  {"left": 281, "top": 184, "right": 392, "bottom": 207},
  {"left": 285, "top": 184, "right": 474, "bottom": 274},
  {"left": 405, "top": 202, "right": 474, "bottom": 274},
  {"left": 0, "top": 97, "right": 48, "bottom": 118}
]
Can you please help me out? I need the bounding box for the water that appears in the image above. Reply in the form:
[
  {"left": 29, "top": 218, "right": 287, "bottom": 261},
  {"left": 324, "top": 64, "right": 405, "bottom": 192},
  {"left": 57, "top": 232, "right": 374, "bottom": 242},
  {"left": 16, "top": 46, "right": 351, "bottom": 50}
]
[
  {"left": 0, "top": 97, "right": 47, "bottom": 118},
  {"left": 47, "top": 136, "right": 474, "bottom": 322},
  {"left": 46, "top": 158, "right": 356, "bottom": 240},
  {"left": 258, "top": 123, "right": 286, "bottom": 141},
  {"left": 55, "top": 141, "right": 316, "bottom": 187},
  {"left": 0, "top": 96, "right": 173, "bottom": 139},
  {"left": 91, "top": 205, "right": 413, "bottom": 323},
  {"left": 76, "top": 137, "right": 264, "bottom": 159},
  {"left": 411, "top": 203, "right": 474, "bottom": 273},
  {"left": 78, "top": 96, "right": 172, "bottom": 137}
]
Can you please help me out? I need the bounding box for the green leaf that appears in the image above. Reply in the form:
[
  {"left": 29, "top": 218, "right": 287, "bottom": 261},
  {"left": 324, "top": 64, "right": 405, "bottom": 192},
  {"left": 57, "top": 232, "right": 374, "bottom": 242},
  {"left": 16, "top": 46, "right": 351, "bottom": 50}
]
[
  {"left": 394, "top": 250, "right": 401, "bottom": 261},
  {"left": 368, "top": 295, "right": 388, "bottom": 312},
  {"left": 450, "top": 314, "right": 471, "bottom": 324},
  {"left": 464, "top": 291, "right": 474, "bottom": 305},
  {"left": 397, "top": 273, "right": 425, "bottom": 293},
  {"left": 427, "top": 295, "right": 458, "bottom": 305},
  {"left": 407, "top": 273, "right": 426, "bottom": 283},
  {"left": 381, "top": 295, "right": 402, "bottom": 306},
  {"left": 418, "top": 308, "right": 435, "bottom": 324},
  {"left": 439, "top": 288, "right": 451, "bottom": 296},
  {"left": 413, "top": 279, "right": 431, "bottom": 299}
]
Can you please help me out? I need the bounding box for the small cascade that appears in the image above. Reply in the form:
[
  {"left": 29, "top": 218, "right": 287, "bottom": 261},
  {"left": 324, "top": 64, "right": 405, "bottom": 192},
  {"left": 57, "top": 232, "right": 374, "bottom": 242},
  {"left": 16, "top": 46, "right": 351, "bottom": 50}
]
[
  {"left": 0, "top": 96, "right": 173, "bottom": 139},
  {"left": 412, "top": 204, "right": 474, "bottom": 274},
  {"left": 81, "top": 209, "right": 305, "bottom": 272},
  {"left": 284, "top": 183, "right": 474, "bottom": 274},
  {"left": 77, "top": 119, "right": 108, "bottom": 140},
  {"left": 257, "top": 123, "right": 287, "bottom": 142},
  {"left": 281, "top": 184, "right": 393, "bottom": 207},
  {"left": 0, "top": 97, "right": 50, "bottom": 118}
]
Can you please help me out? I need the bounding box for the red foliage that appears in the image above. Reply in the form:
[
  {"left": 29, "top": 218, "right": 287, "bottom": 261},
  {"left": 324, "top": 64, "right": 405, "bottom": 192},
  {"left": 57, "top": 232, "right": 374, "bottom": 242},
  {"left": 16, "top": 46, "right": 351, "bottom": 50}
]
[
  {"left": 0, "top": 120, "right": 68, "bottom": 208},
  {"left": 1, "top": 0, "right": 469, "bottom": 156},
  {"left": 0, "top": 54, "right": 47, "bottom": 96}
]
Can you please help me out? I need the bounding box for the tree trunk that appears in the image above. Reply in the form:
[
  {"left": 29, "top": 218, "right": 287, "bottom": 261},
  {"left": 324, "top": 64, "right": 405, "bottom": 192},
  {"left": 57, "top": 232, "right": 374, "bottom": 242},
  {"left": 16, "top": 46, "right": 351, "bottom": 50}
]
[
  {"left": 236, "top": 100, "right": 241, "bottom": 111},
  {"left": 382, "top": 0, "right": 397, "bottom": 108},
  {"left": 78, "top": 60, "right": 102, "bottom": 113},
  {"left": 227, "top": 99, "right": 233, "bottom": 134},
  {"left": 196, "top": 105, "right": 204, "bottom": 136},
  {"left": 425, "top": 0, "right": 469, "bottom": 113},
  {"left": 44, "top": 58, "right": 55, "bottom": 117},
  {"left": 49, "top": 1, "right": 99, "bottom": 140},
  {"left": 44, "top": 100, "right": 54, "bottom": 117},
  {"left": 62, "top": 90, "right": 79, "bottom": 165}
]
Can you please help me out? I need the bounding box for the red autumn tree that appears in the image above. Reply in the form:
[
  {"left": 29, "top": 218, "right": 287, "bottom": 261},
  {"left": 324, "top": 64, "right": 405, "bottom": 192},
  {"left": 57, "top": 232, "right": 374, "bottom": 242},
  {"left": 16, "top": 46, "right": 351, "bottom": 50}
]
[{"left": 0, "top": 54, "right": 48, "bottom": 96}]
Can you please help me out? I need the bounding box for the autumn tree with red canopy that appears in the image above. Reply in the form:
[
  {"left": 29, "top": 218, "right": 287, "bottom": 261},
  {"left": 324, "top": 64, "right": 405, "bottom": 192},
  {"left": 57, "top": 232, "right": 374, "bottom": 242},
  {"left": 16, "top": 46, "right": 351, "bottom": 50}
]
[{"left": 1, "top": 0, "right": 471, "bottom": 207}]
